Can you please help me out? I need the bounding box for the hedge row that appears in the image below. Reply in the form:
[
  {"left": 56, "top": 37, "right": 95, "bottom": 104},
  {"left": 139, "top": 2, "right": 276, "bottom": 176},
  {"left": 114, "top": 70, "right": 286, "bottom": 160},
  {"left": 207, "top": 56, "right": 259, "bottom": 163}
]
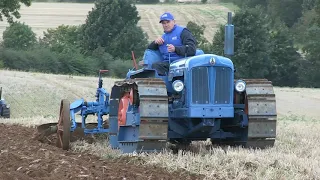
[{"left": 0, "top": 47, "right": 134, "bottom": 78}]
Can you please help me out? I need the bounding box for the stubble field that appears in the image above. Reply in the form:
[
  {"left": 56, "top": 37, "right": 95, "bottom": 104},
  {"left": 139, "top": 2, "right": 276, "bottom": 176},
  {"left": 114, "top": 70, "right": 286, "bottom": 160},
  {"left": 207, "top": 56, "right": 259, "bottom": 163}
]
[
  {"left": 0, "top": 69, "right": 320, "bottom": 179},
  {"left": 0, "top": 2, "right": 235, "bottom": 42}
]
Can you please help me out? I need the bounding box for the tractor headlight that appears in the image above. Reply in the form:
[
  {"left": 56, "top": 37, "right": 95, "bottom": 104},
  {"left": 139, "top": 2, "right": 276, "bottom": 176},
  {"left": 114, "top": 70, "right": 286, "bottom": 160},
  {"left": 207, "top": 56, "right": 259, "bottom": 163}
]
[
  {"left": 172, "top": 80, "right": 184, "bottom": 92},
  {"left": 235, "top": 80, "right": 246, "bottom": 92}
]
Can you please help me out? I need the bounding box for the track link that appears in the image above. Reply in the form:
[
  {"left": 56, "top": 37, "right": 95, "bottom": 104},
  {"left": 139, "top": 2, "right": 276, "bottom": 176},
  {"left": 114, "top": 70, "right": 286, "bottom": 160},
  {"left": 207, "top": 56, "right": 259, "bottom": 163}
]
[
  {"left": 110, "top": 78, "right": 169, "bottom": 153},
  {"left": 244, "top": 79, "right": 277, "bottom": 148}
]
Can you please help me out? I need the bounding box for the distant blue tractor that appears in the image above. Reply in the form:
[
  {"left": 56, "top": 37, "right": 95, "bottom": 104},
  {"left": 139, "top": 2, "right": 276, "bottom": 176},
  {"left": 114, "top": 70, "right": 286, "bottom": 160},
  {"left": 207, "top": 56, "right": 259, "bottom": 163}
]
[
  {"left": 0, "top": 87, "right": 10, "bottom": 119},
  {"left": 37, "top": 12, "right": 277, "bottom": 153}
]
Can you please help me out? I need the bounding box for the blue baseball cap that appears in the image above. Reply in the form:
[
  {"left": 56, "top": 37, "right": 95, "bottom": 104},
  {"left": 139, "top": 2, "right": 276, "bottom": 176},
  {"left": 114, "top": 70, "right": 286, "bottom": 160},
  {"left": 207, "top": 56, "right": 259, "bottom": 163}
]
[{"left": 159, "top": 12, "right": 174, "bottom": 23}]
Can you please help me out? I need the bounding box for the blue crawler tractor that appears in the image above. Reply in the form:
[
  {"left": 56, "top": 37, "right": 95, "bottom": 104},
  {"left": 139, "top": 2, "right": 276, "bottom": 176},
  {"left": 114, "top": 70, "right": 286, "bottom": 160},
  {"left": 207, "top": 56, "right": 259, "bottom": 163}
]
[
  {"left": 0, "top": 87, "right": 10, "bottom": 119},
  {"left": 37, "top": 12, "right": 277, "bottom": 153}
]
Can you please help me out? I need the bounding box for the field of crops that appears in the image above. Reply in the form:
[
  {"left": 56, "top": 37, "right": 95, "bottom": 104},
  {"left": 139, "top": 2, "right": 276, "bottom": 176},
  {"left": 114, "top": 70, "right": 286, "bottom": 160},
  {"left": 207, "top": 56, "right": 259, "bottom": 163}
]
[
  {"left": 0, "top": 2, "right": 234, "bottom": 42},
  {"left": 0, "top": 69, "right": 320, "bottom": 179}
]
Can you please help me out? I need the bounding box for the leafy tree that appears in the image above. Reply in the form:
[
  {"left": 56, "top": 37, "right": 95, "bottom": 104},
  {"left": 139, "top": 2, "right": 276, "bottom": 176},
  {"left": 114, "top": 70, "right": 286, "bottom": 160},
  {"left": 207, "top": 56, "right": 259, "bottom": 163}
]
[
  {"left": 39, "top": 0, "right": 96, "bottom": 2},
  {"left": 225, "top": 0, "right": 305, "bottom": 28},
  {"left": 90, "top": 46, "right": 115, "bottom": 71},
  {"left": 212, "top": 7, "right": 271, "bottom": 79},
  {"left": 220, "top": 0, "right": 320, "bottom": 87},
  {"left": 56, "top": 51, "right": 97, "bottom": 75},
  {"left": 79, "top": 0, "right": 148, "bottom": 59},
  {"left": 2, "top": 21, "right": 37, "bottom": 50},
  {"left": 107, "top": 22, "right": 148, "bottom": 59},
  {"left": 0, "top": 0, "right": 32, "bottom": 23},
  {"left": 211, "top": 25, "right": 224, "bottom": 55},
  {"left": 0, "top": 59, "right": 4, "bottom": 69},
  {"left": 241, "top": 0, "right": 268, "bottom": 8},
  {"left": 295, "top": 0, "right": 320, "bottom": 87},
  {"left": 136, "top": 0, "right": 159, "bottom": 4},
  {"left": 299, "top": 25, "right": 320, "bottom": 87},
  {"left": 315, "top": 0, "right": 320, "bottom": 25},
  {"left": 201, "top": 0, "right": 208, "bottom": 4},
  {"left": 186, "top": 21, "right": 211, "bottom": 52},
  {"left": 72, "top": 0, "right": 95, "bottom": 2},
  {"left": 39, "top": 25, "right": 81, "bottom": 53},
  {"left": 267, "top": 21, "right": 301, "bottom": 86},
  {"left": 109, "top": 59, "right": 134, "bottom": 78},
  {"left": 292, "top": 8, "right": 317, "bottom": 45},
  {"left": 0, "top": 46, "right": 100, "bottom": 75},
  {"left": 302, "top": 0, "right": 317, "bottom": 10},
  {"left": 268, "top": 0, "right": 304, "bottom": 28}
]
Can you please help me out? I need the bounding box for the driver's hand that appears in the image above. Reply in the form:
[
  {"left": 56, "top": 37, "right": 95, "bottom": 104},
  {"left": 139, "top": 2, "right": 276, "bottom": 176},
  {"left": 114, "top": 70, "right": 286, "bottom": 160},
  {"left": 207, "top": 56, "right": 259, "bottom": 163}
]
[
  {"left": 155, "top": 37, "right": 164, "bottom": 45},
  {"left": 167, "top": 44, "right": 175, "bottom": 52},
  {"left": 138, "top": 60, "right": 144, "bottom": 66}
]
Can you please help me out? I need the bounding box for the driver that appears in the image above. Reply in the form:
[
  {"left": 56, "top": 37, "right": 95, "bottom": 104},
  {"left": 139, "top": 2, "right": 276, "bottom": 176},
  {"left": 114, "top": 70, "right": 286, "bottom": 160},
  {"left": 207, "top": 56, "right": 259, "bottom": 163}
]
[{"left": 146, "top": 12, "right": 197, "bottom": 75}]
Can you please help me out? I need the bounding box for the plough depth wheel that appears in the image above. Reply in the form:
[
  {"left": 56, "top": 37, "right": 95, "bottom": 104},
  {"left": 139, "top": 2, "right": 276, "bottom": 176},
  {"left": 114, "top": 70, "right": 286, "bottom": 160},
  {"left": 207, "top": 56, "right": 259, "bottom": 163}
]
[{"left": 56, "top": 99, "right": 71, "bottom": 150}]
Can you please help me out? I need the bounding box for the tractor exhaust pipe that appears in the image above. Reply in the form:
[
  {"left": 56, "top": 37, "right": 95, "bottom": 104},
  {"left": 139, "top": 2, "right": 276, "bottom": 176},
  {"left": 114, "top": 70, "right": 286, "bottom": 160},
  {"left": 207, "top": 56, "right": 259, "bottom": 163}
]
[{"left": 224, "top": 12, "right": 234, "bottom": 56}]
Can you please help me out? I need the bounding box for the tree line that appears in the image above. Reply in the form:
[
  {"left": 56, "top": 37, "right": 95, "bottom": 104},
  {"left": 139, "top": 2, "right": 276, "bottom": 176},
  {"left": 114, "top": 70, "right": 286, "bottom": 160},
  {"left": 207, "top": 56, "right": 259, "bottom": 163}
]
[
  {"left": 189, "top": 0, "right": 320, "bottom": 88},
  {"left": 0, "top": 0, "right": 148, "bottom": 78},
  {"left": 0, "top": 0, "right": 319, "bottom": 88},
  {"left": 32, "top": 0, "right": 163, "bottom": 4}
]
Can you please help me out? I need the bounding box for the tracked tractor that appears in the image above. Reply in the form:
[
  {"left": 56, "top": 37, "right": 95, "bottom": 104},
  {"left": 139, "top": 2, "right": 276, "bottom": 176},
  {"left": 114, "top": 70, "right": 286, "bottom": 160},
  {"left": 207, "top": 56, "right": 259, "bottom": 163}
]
[
  {"left": 0, "top": 87, "right": 10, "bottom": 119},
  {"left": 37, "top": 12, "right": 277, "bottom": 153}
]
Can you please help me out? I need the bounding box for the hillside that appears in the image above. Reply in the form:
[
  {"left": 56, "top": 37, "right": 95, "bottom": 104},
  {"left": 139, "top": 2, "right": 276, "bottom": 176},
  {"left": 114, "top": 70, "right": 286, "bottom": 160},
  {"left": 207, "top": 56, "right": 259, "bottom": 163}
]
[
  {"left": 0, "top": 69, "right": 320, "bottom": 179},
  {"left": 0, "top": 2, "right": 234, "bottom": 42}
]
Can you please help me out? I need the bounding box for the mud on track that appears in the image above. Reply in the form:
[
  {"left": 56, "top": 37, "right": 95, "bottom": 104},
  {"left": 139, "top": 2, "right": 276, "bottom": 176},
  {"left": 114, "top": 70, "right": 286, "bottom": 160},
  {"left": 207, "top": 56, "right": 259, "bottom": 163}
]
[{"left": 0, "top": 124, "right": 204, "bottom": 180}]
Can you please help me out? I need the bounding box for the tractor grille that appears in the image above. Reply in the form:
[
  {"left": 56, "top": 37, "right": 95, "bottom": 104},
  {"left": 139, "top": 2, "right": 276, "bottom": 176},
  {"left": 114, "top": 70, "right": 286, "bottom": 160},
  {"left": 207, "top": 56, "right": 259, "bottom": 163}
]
[
  {"left": 191, "top": 66, "right": 232, "bottom": 104},
  {"left": 192, "top": 66, "right": 209, "bottom": 104},
  {"left": 214, "top": 67, "right": 232, "bottom": 104}
]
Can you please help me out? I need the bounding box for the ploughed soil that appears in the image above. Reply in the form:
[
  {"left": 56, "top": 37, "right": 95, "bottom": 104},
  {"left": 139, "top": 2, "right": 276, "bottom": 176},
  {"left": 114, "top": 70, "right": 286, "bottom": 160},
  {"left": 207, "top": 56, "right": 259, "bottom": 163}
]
[{"left": 0, "top": 124, "right": 204, "bottom": 180}]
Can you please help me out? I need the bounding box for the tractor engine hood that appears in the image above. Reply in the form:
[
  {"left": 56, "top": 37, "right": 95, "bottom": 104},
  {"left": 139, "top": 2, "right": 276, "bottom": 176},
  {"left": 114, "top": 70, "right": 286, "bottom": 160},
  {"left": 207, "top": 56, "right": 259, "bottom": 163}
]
[{"left": 168, "top": 54, "right": 234, "bottom": 81}]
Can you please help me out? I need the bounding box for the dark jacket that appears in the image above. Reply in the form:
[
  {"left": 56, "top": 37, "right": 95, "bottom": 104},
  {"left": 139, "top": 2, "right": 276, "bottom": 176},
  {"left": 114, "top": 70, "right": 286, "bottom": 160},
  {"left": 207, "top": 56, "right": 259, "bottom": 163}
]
[{"left": 147, "top": 27, "right": 197, "bottom": 58}]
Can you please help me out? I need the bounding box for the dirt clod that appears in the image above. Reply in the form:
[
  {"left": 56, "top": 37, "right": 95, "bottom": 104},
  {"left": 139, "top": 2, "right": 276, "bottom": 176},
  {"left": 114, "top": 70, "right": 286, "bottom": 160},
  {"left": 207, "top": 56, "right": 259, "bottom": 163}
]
[{"left": 0, "top": 124, "right": 204, "bottom": 180}]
